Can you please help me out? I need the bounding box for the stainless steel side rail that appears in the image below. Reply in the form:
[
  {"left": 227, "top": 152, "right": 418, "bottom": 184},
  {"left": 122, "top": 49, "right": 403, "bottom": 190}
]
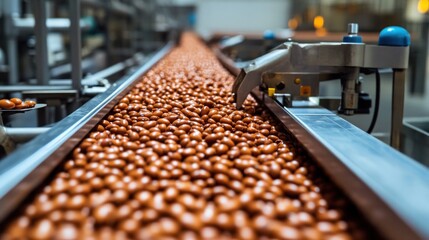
[
  {"left": 256, "top": 89, "right": 429, "bottom": 240},
  {"left": 0, "top": 42, "right": 174, "bottom": 224}
]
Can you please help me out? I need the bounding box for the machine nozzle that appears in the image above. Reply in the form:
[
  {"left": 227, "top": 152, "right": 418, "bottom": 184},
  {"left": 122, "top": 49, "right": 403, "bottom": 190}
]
[
  {"left": 348, "top": 23, "right": 359, "bottom": 35},
  {"left": 232, "top": 47, "right": 291, "bottom": 109}
]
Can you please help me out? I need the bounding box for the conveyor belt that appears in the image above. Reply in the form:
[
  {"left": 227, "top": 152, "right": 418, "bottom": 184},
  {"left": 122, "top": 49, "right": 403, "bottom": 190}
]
[{"left": 0, "top": 33, "right": 427, "bottom": 239}]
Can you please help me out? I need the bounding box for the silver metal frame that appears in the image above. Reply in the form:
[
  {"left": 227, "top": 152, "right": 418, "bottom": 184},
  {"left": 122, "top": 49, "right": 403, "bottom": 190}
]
[
  {"left": 3, "top": 0, "right": 21, "bottom": 85},
  {"left": 34, "top": 0, "right": 49, "bottom": 86},
  {"left": 69, "top": 0, "right": 82, "bottom": 94},
  {"left": 232, "top": 42, "right": 409, "bottom": 109},
  {"left": 232, "top": 41, "right": 409, "bottom": 149},
  {"left": 0, "top": 42, "right": 174, "bottom": 224},
  {"left": 5, "top": 127, "right": 50, "bottom": 143},
  {"left": 216, "top": 47, "right": 429, "bottom": 239},
  {"left": 392, "top": 70, "right": 406, "bottom": 148}
]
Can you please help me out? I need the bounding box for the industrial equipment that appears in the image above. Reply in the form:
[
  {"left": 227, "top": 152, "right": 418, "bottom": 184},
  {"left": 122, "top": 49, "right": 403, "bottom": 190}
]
[
  {"left": 232, "top": 23, "right": 410, "bottom": 149},
  {"left": 0, "top": 104, "right": 48, "bottom": 157}
]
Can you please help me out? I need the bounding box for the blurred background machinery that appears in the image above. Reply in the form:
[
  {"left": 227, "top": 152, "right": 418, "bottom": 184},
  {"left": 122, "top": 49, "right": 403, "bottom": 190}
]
[{"left": 0, "top": 0, "right": 181, "bottom": 127}]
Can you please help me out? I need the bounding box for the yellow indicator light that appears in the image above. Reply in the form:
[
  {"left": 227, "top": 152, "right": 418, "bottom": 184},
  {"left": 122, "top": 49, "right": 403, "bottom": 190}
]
[
  {"left": 268, "top": 88, "right": 276, "bottom": 97},
  {"left": 313, "top": 16, "right": 324, "bottom": 29},
  {"left": 294, "top": 78, "right": 301, "bottom": 84},
  {"left": 418, "top": 0, "right": 429, "bottom": 13}
]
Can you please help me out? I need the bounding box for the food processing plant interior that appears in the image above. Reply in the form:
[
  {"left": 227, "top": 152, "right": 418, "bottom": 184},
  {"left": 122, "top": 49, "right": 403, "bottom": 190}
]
[{"left": 1, "top": 0, "right": 429, "bottom": 239}]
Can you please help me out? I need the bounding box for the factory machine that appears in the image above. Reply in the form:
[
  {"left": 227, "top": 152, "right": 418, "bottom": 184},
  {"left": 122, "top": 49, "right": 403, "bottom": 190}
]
[
  {"left": 229, "top": 23, "right": 409, "bottom": 149},
  {"left": 218, "top": 24, "right": 429, "bottom": 239},
  {"left": 0, "top": 24, "right": 428, "bottom": 239}
]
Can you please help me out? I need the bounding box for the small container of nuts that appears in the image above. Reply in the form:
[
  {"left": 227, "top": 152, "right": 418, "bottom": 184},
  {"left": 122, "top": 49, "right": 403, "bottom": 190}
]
[
  {"left": 0, "top": 98, "right": 45, "bottom": 115},
  {"left": 0, "top": 98, "right": 37, "bottom": 110}
]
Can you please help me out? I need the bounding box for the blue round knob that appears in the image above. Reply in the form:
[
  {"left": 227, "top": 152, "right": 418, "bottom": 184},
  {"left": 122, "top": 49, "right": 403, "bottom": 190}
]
[
  {"left": 263, "top": 30, "right": 275, "bottom": 40},
  {"left": 378, "top": 26, "right": 410, "bottom": 46},
  {"left": 343, "top": 23, "right": 362, "bottom": 43}
]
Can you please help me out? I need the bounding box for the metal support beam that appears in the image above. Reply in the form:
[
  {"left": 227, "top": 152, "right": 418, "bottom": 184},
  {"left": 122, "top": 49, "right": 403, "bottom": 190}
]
[
  {"left": 6, "top": 40, "right": 18, "bottom": 85},
  {"left": 5, "top": 127, "right": 51, "bottom": 143},
  {"left": 4, "top": 0, "right": 21, "bottom": 85},
  {"left": 69, "top": 0, "right": 82, "bottom": 95},
  {"left": 33, "top": 0, "right": 49, "bottom": 85},
  {"left": 391, "top": 69, "right": 406, "bottom": 149}
]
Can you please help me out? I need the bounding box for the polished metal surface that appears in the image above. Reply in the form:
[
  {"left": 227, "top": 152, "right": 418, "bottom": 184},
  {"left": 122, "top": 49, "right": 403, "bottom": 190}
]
[
  {"left": 3, "top": 0, "right": 20, "bottom": 84},
  {"left": 70, "top": 0, "right": 82, "bottom": 94},
  {"left": 401, "top": 118, "right": 429, "bottom": 166},
  {"left": 0, "top": 42, "right": 174, "bottom": 224},
  {"left": 232, "top": 41, "right": 409, "bottom": 109},
  {"left": 231, "top": 37, "right": 409, "bottom": 148},
  {"left": 257, "top": 91, "right": 429, "bottom": 240},
  {"left": 0, "top": 85, "right": 73, "bottom": 92},
  {"left": 232, "top": 48, "right": 290, "bottom": 107},
  {"left": 6, "top": 40, "right": 18, "bottom": 85},
  {"left": 348, "top": 23, "right": 359, "bottom": 35},
  {"left": 5, "top": 127, "right": 50, "bottom": 143},
  {"left": 392, "top": 70, "right": 406, "bottom": 148},
  {"left": 34, "top": 0, "right": 49, "bottom": 86},
  {"left": 363, "top": 45, "right": 409, "bottom": 68}
]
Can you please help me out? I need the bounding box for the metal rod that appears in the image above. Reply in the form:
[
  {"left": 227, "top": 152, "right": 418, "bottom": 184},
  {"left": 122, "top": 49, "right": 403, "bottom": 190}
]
[
  {"left": 5, "top": 127, "right": 50, "bottom": 143},
  {"left": 391, "top": 69, "right": 406, "bottom": 149},
  {"left": 82, "top": 59, "right": 130, "bottom": 84},
  {"left": 0, "top": 85, "right": 72, "bottom": 92},
  {"left": 4, "top": 0, "right": 21, "bottom": 85},
  {"left": 33, "top": 0, "right": 49, "bottom": 85},
  {"left": 6, "top": 40, "right": 18, "bottom": 85},
  {"left": 69, "top": 0, "right": 82, "bottom": 95}
]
